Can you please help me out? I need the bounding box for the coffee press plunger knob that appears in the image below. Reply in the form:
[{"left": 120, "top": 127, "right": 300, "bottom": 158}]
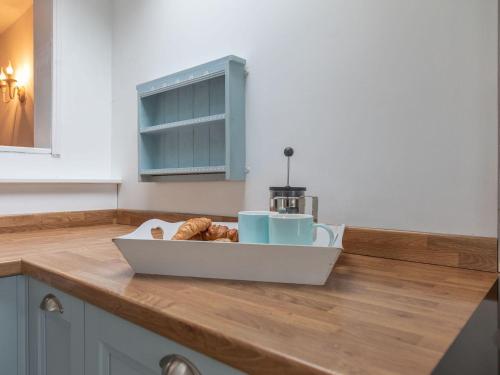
[{"left": 284, "top": 147, "right": 294, "bottom": 157}]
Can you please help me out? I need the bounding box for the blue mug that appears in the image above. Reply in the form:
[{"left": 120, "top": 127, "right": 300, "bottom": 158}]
[
  {"left": 238, "top": 211, "right": 272, "bottom": 244},
  {"left": 269, "top": 214, "right": 335, "bottom": 246}
]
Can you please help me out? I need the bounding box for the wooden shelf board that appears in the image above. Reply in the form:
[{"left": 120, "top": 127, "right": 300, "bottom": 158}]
[
  {"left": 140, "top": 166, "right": 225, "bottom": 176},
  {"left": 139, "top": 70, "right": 225, "bottom": 98},
  {"left": 140, "top": 114, "right": 225, "bottom": 135}
]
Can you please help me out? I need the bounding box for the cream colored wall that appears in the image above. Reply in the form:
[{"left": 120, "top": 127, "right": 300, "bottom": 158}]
[{"left": 0, "top": 6, "right": 34, "bottom": 147}]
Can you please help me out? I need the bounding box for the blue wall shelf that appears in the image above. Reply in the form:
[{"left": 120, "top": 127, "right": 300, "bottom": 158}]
[{"left": 137, "top": 56, "right": 246, "bottom": 181}]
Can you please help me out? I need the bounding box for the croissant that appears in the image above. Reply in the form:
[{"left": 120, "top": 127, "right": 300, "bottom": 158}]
[
  {"left": 201, "top": 224, "right": 239, "bottom": 242},
  {"left": 201, "top": 224, "right": 229, "bottom": 241},
  {"left": 227, "top": 228, "right": 239, "bottom": 242},
  {"left": 171, "top": 218, "right": 212, "bottom": 240}
]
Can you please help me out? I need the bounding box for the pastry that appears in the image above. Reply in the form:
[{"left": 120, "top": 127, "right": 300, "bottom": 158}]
[
  {"left": 171, "top": 218, "right": 212, "bottom": 240},
  {"left": 187, "top": 233, "right": 203, "bottom": 241},
  {"left": 201, "top": 224, "right": 239, "bottom": 242},
  {"left": 227, "top": 228, "right": 239, "bottom": 242},
  {"left": 201, "top": 224, "right": 229, "bottom": 241},
  {"left": 171, "top": 218, "right": 239, "bottom": 242}
]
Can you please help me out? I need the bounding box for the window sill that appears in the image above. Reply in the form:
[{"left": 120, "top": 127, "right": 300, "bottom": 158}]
[
  {"left": 0, "top": 178, "right": 121, "bottom": 184},
  {"left": 0, "top": 146, "right": 52, "bottom": 155}
]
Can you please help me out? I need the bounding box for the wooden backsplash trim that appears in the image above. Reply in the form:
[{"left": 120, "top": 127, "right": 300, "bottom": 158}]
[
  {"left": 342, "top": 227, "right": 498, "bottom": 272},
  {"left": 116, "top": 209, "right": 237, "bottom": 226},
  {"left": 0, "top": 210, "right": 116, "bottom": 233},
  {"left": 0, "top": 208, "right": 495, "bottom": 272}
]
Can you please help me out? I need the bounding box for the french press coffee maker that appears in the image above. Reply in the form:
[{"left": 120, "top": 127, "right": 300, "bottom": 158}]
[{"left": 269, "top": 147, "right": 319, "bottom": 222}]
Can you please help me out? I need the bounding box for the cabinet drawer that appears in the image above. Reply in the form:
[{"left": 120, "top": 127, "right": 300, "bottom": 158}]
[{"left": 85, "top": 303, "right": 245, "bottom": 375}]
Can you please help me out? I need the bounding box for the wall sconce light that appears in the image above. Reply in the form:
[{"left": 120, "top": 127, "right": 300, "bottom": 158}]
[{"left": 0, "top": 61, "right": 26, "bottom": 104}]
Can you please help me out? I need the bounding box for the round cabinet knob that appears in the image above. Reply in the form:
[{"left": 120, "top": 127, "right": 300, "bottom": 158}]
[
  {"left": 159, "top": 354, "right": 201, "bottom": 375},
  {"left": 40, "top": 293, "right": 64, "bottom": 313}
]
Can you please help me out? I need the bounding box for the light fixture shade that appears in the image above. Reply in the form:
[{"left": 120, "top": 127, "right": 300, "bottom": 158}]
[
  {"left": 0, "top": 62, "right": 27, "bottom": 103},
  {"left": 5, "top": 61, "right": 14, "bottom": 75}
]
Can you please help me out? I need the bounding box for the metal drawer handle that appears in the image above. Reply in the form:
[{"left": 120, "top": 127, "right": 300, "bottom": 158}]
[
  {"left": 159, "top": 354, "right": 201, "bottom": 375},
  {"left": 40, "top": 293, "right": 64, "bottom": 313}
]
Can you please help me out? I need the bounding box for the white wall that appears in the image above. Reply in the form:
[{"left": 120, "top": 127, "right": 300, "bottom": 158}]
[
  {"left": 0, "top": 0, "right": 116, "bottom": 214},
  {"left": 112, "top": 0, "right": 498, "bottom": 237},
  {"left": 0, "top": 184, "right": 116, "bottom": 215}
]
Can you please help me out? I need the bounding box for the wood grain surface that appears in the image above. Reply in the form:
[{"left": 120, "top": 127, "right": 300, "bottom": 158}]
[
  {"left": 343, "top": 227, "right": 498, "bottom": 272},
  {"left": 116, "top": 209, "right": 237, "bottom": 226},
  {"left": 0, "top": 210, "right": 116, "bottom": 233},
  {"left": 0, "top": 224, "right": 494, "bottom": 374}
]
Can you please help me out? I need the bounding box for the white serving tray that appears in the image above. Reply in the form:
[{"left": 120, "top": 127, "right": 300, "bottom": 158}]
[{"left": 113, "top": 219, "right": 345, "bottom": 285}]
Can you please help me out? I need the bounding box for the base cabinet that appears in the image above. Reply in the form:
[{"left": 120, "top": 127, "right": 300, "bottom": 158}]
[
  {"left": 85, "top": 303, "right": 244, "bottom": 375},
  {"left": 0, "top": 276, "right": 26, "bottom": 375},
  {"left": 28, "top": 278, "right": 84, "bottom": 375},
  {"left": 24, "top": 278, "right": 243, "bottom": 375}
]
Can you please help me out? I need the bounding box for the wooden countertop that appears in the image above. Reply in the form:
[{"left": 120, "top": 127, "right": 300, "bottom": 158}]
[{"left": 0, "top": 224, "right": 496, "bottom": 375}]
